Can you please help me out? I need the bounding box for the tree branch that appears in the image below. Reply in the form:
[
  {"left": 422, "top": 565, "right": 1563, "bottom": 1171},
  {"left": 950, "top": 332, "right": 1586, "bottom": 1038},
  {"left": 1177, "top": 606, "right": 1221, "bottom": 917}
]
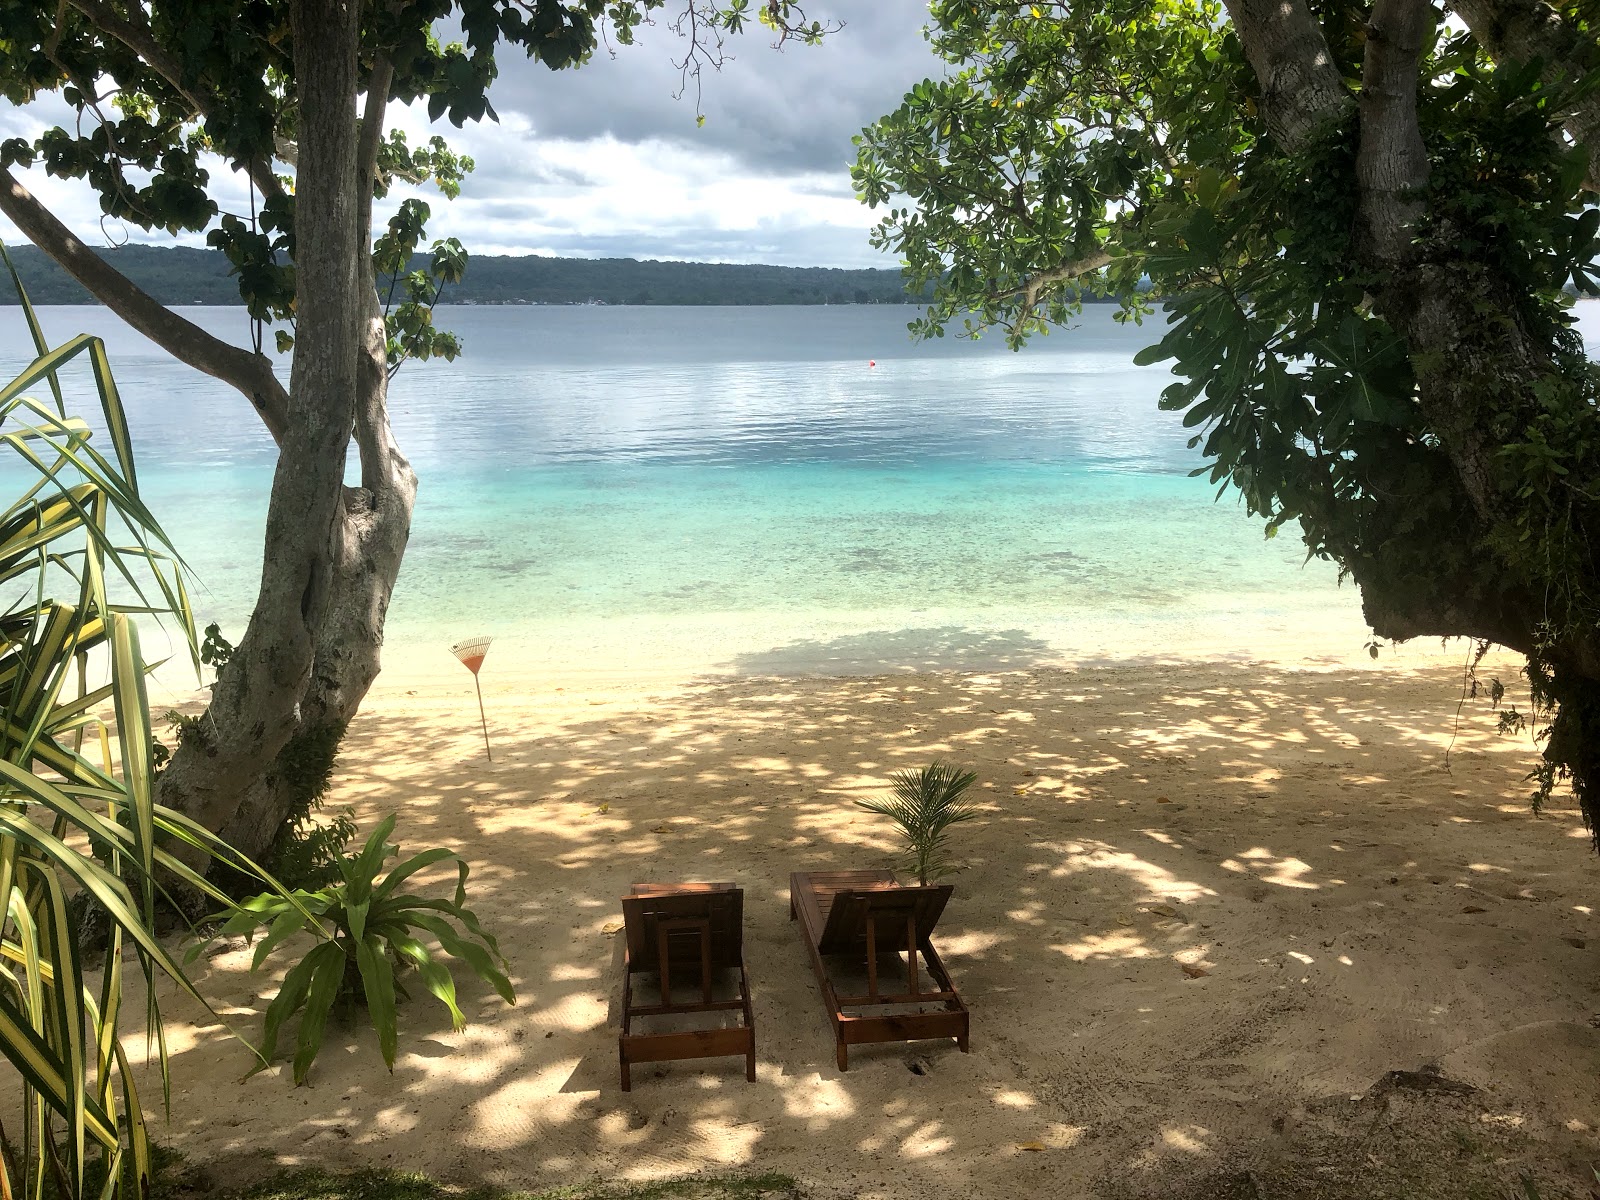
[
  {"left": 1222, "top": 0, "right": 1354, "bottom": 152},
  {"left": 355, "top": 54, "right": 395, "bottom": 495},
  {"left": 0, "top": 166, "right": 289, "bottom": 441},
  {"left": 1353, "top": 0, "right": 1531, "bottom": 526},
  {"left": 1355, "top": 0, "right": 1433, "bottom": 268},
  {"left": 1452, "top": 0, "right": 1600, "bottom": 191},
  {"left": 62, "top": 0, "right": 286, "bottom": 203},
  {"left": 356, "top": 57, "right": 394, "bottom": 208},
  {"left": 1000, "top": 250, "right": 1114, "bottom": 311}
]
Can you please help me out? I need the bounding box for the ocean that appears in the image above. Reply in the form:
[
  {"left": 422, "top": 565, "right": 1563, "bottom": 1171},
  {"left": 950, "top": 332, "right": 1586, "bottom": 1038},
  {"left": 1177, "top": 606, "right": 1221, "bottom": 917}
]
[{"left": 8, "top": 300, "right": 1528, "bottom": 685}]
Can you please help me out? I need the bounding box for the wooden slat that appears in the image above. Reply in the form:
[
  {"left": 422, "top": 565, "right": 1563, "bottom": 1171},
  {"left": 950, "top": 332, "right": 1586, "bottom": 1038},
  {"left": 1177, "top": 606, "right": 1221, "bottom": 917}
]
[
  {"left": 838, "top": 1009, "right": 968, "bottom": 1046},
  {"left": 620, "top": 1027, "right": 753, "bottom": 1064},
  {"left": 791, "top": 869, "right": 896, "bottom": 944},
  {"left": 836, "top": 990, "right": 958, "bottom": 1007},
  {"left": 819, "top": 886, "right": 952, "bottom": 956},
  {"left": 625, "top": 998, "right": 747, "bottom": 1017},
  {"left": 623, "top": 883, "right": 744, "bottom": 974},
  {"left": 630, "top": 882, "right": 735, "bottom": 897}
]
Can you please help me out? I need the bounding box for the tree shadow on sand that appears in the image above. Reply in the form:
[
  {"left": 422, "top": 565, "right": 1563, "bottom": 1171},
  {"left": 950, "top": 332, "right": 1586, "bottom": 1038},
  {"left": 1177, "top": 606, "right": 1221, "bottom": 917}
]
[
  {"left": 725, "top": 625, "right": 1055, "bottom": 676},
  {"left": 135, "top": 661, "right": 1600, "bottom": 1200}
]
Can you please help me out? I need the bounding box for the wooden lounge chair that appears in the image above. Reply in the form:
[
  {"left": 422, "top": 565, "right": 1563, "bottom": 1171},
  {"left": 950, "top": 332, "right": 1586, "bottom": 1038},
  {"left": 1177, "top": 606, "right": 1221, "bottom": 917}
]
[
  {"left": 789, "top": 869, "right": 970, "bottom": 1070},
  {"left": 617, "top": 882, "right": 755, "bottom": 1091}
]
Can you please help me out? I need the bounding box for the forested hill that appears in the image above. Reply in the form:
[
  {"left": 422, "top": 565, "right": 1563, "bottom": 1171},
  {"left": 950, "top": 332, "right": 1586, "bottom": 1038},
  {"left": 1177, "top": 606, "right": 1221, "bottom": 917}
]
[{"left": 0, "top": 243, "right": 932, "bottom": 306}]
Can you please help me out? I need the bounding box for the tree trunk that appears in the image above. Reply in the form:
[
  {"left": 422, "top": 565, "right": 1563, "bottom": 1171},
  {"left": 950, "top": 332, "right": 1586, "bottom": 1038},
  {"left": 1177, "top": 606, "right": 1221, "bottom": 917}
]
[
  {"left": 1224, "top": 0, "right": 1600, "bottom": 835},
  {"left": 210, "top": 250, "right": 416, "bottom": 862},
  {"left": 154, "top": 0, "right": 412, "bottom": 869}
]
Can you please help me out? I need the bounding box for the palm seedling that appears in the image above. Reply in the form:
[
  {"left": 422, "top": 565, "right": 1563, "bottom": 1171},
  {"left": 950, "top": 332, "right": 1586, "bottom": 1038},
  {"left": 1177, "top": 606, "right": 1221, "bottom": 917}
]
[{"left": 855, "top": 760, "right": 981, "bottom": 886}]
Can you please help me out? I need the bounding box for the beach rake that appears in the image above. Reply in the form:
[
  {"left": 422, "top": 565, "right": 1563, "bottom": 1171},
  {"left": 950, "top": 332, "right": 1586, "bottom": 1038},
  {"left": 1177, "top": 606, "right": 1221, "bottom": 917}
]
[{"left": 451, "top": 635, "right": 494, "bottom": 761}]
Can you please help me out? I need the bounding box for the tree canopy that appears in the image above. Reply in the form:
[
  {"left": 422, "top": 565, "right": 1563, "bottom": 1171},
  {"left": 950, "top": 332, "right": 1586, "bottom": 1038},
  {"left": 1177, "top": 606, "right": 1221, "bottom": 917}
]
[{"left": 855, "top": 0, "right": 1600, "bottom": 838}]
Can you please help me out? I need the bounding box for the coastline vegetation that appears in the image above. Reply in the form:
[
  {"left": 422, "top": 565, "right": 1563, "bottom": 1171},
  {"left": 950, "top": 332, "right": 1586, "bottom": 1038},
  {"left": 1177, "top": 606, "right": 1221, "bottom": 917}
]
[{"left": 0, "top": 244, "right": 934, "bottom": 310}]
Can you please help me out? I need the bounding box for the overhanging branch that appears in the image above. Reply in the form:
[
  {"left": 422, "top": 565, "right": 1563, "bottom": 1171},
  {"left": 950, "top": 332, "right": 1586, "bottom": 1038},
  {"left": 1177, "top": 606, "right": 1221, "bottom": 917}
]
[
  {"left": 999, "top": 250, "right": 1114, "bottom": 311},
  {"left": 0, "top": 167, "right": 289, "bottom": 442}
]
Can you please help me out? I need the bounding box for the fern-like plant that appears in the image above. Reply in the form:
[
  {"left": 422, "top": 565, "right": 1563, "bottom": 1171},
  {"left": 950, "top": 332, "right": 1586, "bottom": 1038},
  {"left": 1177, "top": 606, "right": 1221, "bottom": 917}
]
[{"left": 855, "top": 761, "right": 981, "bottom": 886}]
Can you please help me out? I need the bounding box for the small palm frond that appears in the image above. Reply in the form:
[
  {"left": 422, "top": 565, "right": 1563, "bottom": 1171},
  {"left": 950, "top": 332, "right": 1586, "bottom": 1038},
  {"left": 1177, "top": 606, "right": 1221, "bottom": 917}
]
[{"left": 856, "top": 760, "right": 981, "bottom": 885}]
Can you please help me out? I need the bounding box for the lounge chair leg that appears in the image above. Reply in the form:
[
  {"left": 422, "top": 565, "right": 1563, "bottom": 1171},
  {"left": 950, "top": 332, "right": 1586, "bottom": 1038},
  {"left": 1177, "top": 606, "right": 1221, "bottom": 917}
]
[
  {"left": 958, "top": 1030, "right": 970, "bottom": 1053},
  {"left": 747, "top": 1044, "right": 757, "bottom": 1083},
  {"left": 620, "top": 1046, "right": 632, "bottom": 1092},
  {"left": 836, "top": 1040, "right": 848, "bottom": 1072}
]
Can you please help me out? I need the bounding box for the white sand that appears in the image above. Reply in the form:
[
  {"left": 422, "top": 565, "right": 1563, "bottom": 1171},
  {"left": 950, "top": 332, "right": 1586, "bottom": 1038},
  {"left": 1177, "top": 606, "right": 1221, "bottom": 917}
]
[{"left": 96, "top": 645, "right": 1600, "bottom": 1198}]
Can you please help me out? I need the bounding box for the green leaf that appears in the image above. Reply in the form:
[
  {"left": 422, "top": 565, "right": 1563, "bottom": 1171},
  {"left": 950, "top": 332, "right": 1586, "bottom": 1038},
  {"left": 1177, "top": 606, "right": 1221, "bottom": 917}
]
[
  {"left": 290, "top": 941, "right": 347, "bottom": 1086},
  {"left": 356, "top": 934, "right": 398, "bottom": 1069}
]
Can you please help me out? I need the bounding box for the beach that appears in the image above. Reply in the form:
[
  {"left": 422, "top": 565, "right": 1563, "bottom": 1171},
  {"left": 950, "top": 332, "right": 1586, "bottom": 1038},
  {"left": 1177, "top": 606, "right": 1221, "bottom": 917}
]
[
  {"left": 7, "top": 304, "right": 1598, "bottom": 1196},
  {"left": 127, "top": 643, "right": 1600, "bottom": 1199}
]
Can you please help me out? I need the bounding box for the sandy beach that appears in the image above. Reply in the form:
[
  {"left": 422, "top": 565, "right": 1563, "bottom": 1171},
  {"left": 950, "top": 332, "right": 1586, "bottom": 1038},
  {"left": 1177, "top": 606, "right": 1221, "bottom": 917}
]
[{"left": 110, "top": 643, "right": 1600, "bottom": 1199}]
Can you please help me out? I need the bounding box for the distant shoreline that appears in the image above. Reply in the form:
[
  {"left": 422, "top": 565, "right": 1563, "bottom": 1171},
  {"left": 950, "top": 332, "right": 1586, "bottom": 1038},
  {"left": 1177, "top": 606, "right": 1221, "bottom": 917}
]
[{"left": 0, "top": 243, "right": 940, "bottom": 308}]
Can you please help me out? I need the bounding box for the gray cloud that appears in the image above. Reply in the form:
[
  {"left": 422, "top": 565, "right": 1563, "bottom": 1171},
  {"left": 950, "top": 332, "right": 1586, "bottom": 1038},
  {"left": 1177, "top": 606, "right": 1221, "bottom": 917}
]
[
  {"left": 484, "top": 1, "right": 941, "bottom": 175},
  {"left": 1, "top": 3, "right": 941, "bottom": 267}
]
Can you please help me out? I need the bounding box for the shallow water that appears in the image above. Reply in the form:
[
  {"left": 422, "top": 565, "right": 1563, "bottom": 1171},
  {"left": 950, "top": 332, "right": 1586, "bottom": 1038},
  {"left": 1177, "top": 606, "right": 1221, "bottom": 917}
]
[{"left": 14, "top": 300, "right": 1573, "bottom": 684}]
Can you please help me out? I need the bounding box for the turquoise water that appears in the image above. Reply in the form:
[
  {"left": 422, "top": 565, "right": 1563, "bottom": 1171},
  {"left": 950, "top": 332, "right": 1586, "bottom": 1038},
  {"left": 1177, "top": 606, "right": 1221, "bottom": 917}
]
[{"left": 2, "top": 302, "right": 1426, "bottom": 679}]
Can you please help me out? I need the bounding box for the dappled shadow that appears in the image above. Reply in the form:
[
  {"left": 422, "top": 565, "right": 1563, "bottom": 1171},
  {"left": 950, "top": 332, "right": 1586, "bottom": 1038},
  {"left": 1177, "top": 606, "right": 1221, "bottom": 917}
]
[
  {"left": 725, "top": 624, "right": 1054, "bottom": 676},
  {"left": 121, "top": 658, "right": 1600, "bottom": 1199}
]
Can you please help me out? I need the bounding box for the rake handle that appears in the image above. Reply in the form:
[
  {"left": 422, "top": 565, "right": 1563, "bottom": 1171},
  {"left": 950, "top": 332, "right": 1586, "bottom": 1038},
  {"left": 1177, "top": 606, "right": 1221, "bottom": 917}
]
[{"left": 473, "top": 673, "right": 492, "bottom": 762}]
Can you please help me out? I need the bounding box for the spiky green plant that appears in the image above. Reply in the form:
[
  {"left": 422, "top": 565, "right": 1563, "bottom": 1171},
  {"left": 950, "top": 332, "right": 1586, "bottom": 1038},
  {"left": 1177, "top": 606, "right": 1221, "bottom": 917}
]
[
  {"left": 213, "top": 814, "right": 515, "bottom": 1085},
  {"left": 0, "top": 246, "right": 280, "bottom": 1200},
  {"left": 855, "top": 760, "right": 981, "bottom": 886}
]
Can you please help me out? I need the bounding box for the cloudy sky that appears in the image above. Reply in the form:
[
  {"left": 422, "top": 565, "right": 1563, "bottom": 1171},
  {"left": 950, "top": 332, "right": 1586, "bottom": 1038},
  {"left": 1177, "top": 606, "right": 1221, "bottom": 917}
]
[{"left": 0, "top": 2, "right": 943, "bottom": 268}]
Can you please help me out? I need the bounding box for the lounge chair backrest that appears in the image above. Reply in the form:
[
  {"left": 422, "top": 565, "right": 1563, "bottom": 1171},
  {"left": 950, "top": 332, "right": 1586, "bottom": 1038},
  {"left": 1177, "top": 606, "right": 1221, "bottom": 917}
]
[
  {"left": 816, "top": 884, "right": 952, "bottom": 955},
  {"left": 623, "top": 887, "right": 745, "bottom": 976}
]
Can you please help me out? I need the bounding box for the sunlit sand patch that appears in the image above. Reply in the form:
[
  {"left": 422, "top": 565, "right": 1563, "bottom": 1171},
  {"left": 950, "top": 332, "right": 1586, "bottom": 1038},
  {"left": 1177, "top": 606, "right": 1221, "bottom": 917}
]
[
  {"left": 1159, "top": 1124, "right": 1215, "bottom": 1155},
  {"left": 1038, "top": 842, "right": 1216, "bottom": 903},
  {"left": 937, "top": 930, "right": 1009, "bottom": 956},
  {"left": 1052, "top": 929, "right": 1155, "bottom": 961},
  {"left": 527, "top": 993, "right": 607, "bottom": 1032},
  {"left": 1222, "top": 847, "right": 1323, "bottom": 888},
  {"left": 899, "top": 1122, "right": 953, "bottom": 1157},
  {"left": 464, "top": 1061, "right": 590, "bottom": 1136},
  {"left": 779, "top": 1076, "right": 856, "bottom": 1123}
]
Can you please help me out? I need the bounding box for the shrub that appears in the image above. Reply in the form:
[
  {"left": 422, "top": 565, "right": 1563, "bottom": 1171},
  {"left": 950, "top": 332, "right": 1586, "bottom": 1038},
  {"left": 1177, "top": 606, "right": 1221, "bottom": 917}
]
[
  {"left": 0, "top": 252, "right": 275, "bottom": 1200},
  {"left": 214, "top": 814, "right": 515, "bottom": 1084}
]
